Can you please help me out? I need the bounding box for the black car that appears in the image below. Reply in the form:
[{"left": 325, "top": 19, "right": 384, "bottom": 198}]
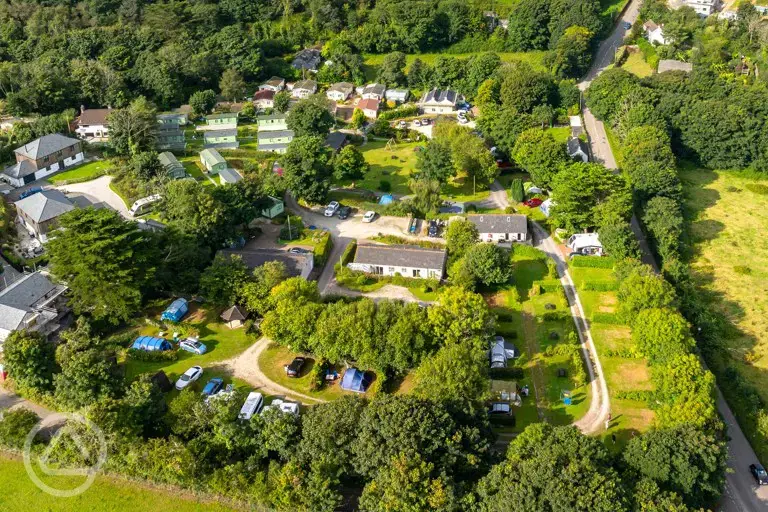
[
  {"left": 338, "top": 206, "right": 351, "bottom": 219},
  {"left": 285, "top": 357, "right": 306, "bottom": 377},
  {"left": 750, "top": 464, "right": 768, "bottom": 485},
  {"left": 428, "top": 220, "right": 438, "bottom": 237}
]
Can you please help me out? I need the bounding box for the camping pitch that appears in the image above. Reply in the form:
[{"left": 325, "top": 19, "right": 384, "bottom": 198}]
[
  {"left": 161, "top": 298, "right": 189, "bottom": 322},
  {"left": 340, "top": 368, "right": 371, "bottom": 393},
  {"left": 132, "top": 336, "right": 173, "bottom": 352}
]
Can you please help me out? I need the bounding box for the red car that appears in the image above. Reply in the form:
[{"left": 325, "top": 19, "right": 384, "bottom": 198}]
[{"left": 523, "top": 198, "right": 543, "bottom": 207}]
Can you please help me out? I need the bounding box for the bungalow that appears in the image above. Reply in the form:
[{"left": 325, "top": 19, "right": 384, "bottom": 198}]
[
  {"left": 220, "top": 248, "right": 314, "bottom": 279},
  {"left": 258, "top": 130, "right": 294, "bottom": 154},
  {"left": 325, "top": 131, "right": 348, "bottom": 153},
  {"left": 361, "top": 83, "right": 386, "bottom": 101},
  {"left": 253, "top": 90, "right": 275, "bottom": 110},
  {"left": 257, "top": 113, "right": 288, "bottom": 132},
  {"left": 15, "top": 189, "right": 75, "bottom": 242},
  {"left": 200, "top": 148, "right": 228, "bottom": 174},
  {"left": 326, "top": 82, "right": 355, "bottom": 102},
  {"left": 204, "top": 112, "right": 238, "bottom": 130},
  {"left": 218, "top": 168, "right": 242, "bottom": 185},
  {"left": 158, "top": 152, "right": 186, "bottom": 180},
  {"left": 203, "top": 129, "right": 239, "bottom": 149},
  {"left": 259, "top": 76, "right": 286, "bottom": 92},
  {"left": 75, "top": 107, "right": 111, "bottom": 141},
  {"left": 157, "top": 113, "right": 188, "bottom": 126},
  {"left": 467, "top": 214, "right": 528, "bottom": 243},
  {"left": 568, "top": 233, "right": 603, "bottom": 256},
  {"left": 292, "top": 48, "right": 322, "bottom": 72},
  {"left": 292, "top": 79, "right": 318, "bottom": 99},
  {"left": 261, "top": 196, "right": 285, "bottom": 219},
  {"left": 567, "top": 137, "right": 589, "bottom": 162},
  {"left": 419, "top": 89, "right": 462, "bottom": 114},
  {"left": 2, "top": 134, "right": 84, "bottom": 187},
  {"left": 0, "top": 271, "right": 69, "bottom": 344},
  {"left": 349, "top": 243, "right": 447, "bottom": 279},
  {"left": 385, "top": 89, "right": 409, "bottom": 104},
  {"left": 155, "top": 124, "right": 187, "bottom": 151},
  {"left": 357, "top": 98, "right": 380, "bottom": 119},
  {"left": 643, "top": 20, "right": 668, "bottom": 45}
]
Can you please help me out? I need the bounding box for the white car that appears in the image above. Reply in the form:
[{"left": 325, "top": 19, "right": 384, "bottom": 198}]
[
  {"left": 362, "top": 211, "right": 376, "bottom": 223},
  {"left": 324, "top": 201, "right": 340, "bottom": 217},
  {"left": 261, "top": 398, "right": 300, "bottom": 416},
  {"left": 238, "top": 391, "right": 264, "bottom": 420},
  {"left": 175, "top": 365, "right": 203, "bottom": 391}
]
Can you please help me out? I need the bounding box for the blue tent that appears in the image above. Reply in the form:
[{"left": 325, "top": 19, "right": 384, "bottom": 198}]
[
  {"left": 378, "top": 194, "right": 394, "bottom": 205},
  {"left": 161, "top": 298, "right": 188, "bottom": 322},
  {"left": 131, "top": 336, "right": 172, "bottom": 352},
  {"left": 340, "top": 368, "right": 371, "bottom": 393}
]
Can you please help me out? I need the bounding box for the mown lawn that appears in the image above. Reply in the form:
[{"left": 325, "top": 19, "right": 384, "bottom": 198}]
[
  {"left": 622, "top": 52, "right": 654, "bottom": 78},
  {"left": 0, "top": 454, "right": 236, "bottom": 512},
  {"left": 48, "top": 160, "right": 112, "bottom": 184},
  {"left": 180, "top": 157, "right": 215, "bottom": 187},
  {"left": 123, "top": 305, "right": 254, "bottom": 382},
  {"left": 343, "top": 140, "right": 420, "bottom": 195}
]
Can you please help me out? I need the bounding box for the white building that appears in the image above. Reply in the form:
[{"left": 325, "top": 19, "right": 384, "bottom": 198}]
[
  {"left": 643, "top": 20, "right": 668, "bottom": 45},
  {"left": 467, "top": 214, "right": 528, "bottom": 243},
  {"left": 419, "top": 89, "right": 462, "bottom": 114},
  {"left": 349, "top": 243, "right": 447, "bottom": 279},
  {"left": 259, "top": 76, "right": 285, "bottom": 92},
  {"left": 326, "top": 82, "right": 355, "bottom": 102},
  {"left": 681, "top": 0, "right": 719, "bottom": 17},
  {"left": 75, "top": 108, "right": 111, "bottom": 141},
  {"left": 567, "top": 233, "right": 604, "bottom": 256},
  {"left": 567, "top": 137, "right": 590, "bottom": 163},
  {"left": 1, "top": 134, "right": 84, "bottom": 188},
  {"left": 292, "top": 79, "right": 318, "bottom": 99},
  {"left": 385, "top": 89, "right": 410, "bottom": 104},
  {"left": 360, "top": 83, "right": 386, "bottom": 101}
]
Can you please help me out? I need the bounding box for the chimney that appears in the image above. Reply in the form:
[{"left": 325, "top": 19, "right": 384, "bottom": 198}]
[{"left": 80, "top": 105, "right": 85, "bottom": 114}]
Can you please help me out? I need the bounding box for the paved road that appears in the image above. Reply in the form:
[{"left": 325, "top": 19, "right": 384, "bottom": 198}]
[{"left": 578, "top": 2, "right": 768, "bottom": 509}]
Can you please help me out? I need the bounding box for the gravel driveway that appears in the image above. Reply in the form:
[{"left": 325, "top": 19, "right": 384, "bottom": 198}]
[{"left": 55, "top": 175, "right": 131, "bottom": 219}]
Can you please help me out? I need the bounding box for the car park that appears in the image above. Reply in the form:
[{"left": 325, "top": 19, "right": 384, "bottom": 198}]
[
  {"left": 238, "top": 391, "right": 264, "bottom": 420},
  {"left": 362, "top": 211, "right": 376, "bottom": 223},
  {"left": 337, "top": 205, "right": 351, "bottom": 219},
  {"left": 285, "top": 356, "right": 306, "bottom": 377},
  {"left": 179, "top": 337, "right": 207, "bottom": 355},
  {"left": 201, "top": 377, "right": 224, "bottom": 397},
  {"left": 324, "top": 201, "right": 340, "bottom": 217},
  {"left": 750, "top": 463, "right": 768, "bottom": 485},
  {"left": 175, "top": 365, "right": 203, "bottom": 390}
]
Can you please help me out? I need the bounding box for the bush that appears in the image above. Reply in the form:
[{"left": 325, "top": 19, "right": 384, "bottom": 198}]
[
  {"left": 489, "top": 367, "right": 524, "bottom": 380},
  {"left": 570, "top": 256, "right": 615, "bottom": 269},
  {"left": 582, "top": 280, "right": 618, "bottom": 291},
  {"left": 378, "top": 105, "right": 419, "bottom": 121},
  {"left": 125, "top": 348, "right": 179, "bottom": 362},
  {"left": 379, "top": 180, "right": 391, "bottom": 192},
  {"left": 746, "top": 184, "right": 768, "bottom": 195},
  {"left": 542, "top": 311, "right": 568, "bottom": 322},
  {"left": 0, "top": 408, "right": 40, "bottom": 450},
  {"left": 465, "top": 204, "right": 477, "bottom": 213},
  {"left": 313, "top": 231, "right": 333, "bottom": 266},
  {"left": 341, "top": 240, "right": 357, "bottom": 266},
  {"left": 530, "top": 283, "right": 542, "bottom": 296},
  {"left": 279, "top": 216, "right": 304, "bottom": 241},
  {"left": 309, "top": 359, "right": 328, "bottom": 392},
  {"left": 615, "top": 390, "right": 654, "bottom": 401}
]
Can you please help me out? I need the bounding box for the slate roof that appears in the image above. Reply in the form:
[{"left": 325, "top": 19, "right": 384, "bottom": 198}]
[
  {"left": 385, "top": 89, "right": 409, "bottom": 101},
  {"left": 204, "top": 129, "right": 238, "bottom": 140},
  {"left": 567, "top": 137, "right": 588, "bottom": 156},
  {"left": 258, "top": 130, "right": 294, "bottom": 141},
  {"left": 218, "top": 168, "right": 242, "bottom": 184},
  {"left": 15, "top": 189, "right": 75, "bottom": 223},
  {"left": 325, "top": 132, "right": 347, "bottom": 152},
  {"left": 200, "top": 148, "right": 226, "bottom": 166},
  {"left": 77, "top": 108, "right": 111, "bottom": 126},
  {"left": 354, "top": 243, "right": 447, "bottom": 271},
  {"left": 219, "top": 249, "right": 311, "bottom": 277},
  {"left": 328, "top": 82, "right": 354, "bottom": 94},
  {"left": 15, "top": 134, "right": 81, "bottom": 160},
  {"left": 292, "top": 48, "right": 322, "bottom": 70},
  {"left": 0, "top": 272, "right": 58, "bottom": 331},
  {"left": 421, "top": 89, "right": 459, "bottom": 105},
  {"left": 467, "top": 214, "right": 528, "bottom": 235},
  {"left": 3, "top": 160, "right": 36, "bottom": 179},
  {"left": 158, "top": 151, "right": 183, "bottom": 170},
  {"left": 294, "top": 79, "right": 318, "bottom": 92},
  {"left": 221, "top": 305, "right": 247, "bottom": 322},
  {"left": 362, "top": 83, "right": 386, "bottom": 97}
]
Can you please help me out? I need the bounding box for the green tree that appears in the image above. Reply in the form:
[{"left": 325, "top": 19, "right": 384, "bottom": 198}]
[
  {"left": 189, "top": 89, "right": 216, "bottom": 118},
  {"left": 54, "top": 348, "right": 121, "bottom": 410},
  {"left": 350, "top": 108, "right": 366, "bottom": 129},
  {"left": 282, "top": 135, "right": 333, "bottom": 204},
  {"left": 47, "top": 208, "right": 158, "bottom": 323},
  {"left": 0, "top": 408, "right": 40, "bottom": 449},
  {"left": 162, "top": 180, "right": 227, "bottom": 244},
  {"left": 414, "top": 342, "right": 489, "bottom": 406},
  {"left": 107, "top": 96, "right": 157, "bottom": 155},
  {"left": 287, "top": 95, "right": 335, "bottom": 137},
  {"left": 273, "top": 90, "right": 291, "bottom": 113},
  {"left": 643, "top": 196, "right": 684, "bottom": 263},
  {"left": 547, "top": 0, "right": 602, "bottom": 48},
  {"left": 512, "top": 128, "right": 568, "bottom": 187},
  {"left": 333, "top": 145, "right": 369, "bottom": 181},
  {"left": 624, "top": 426, "right": 727, "bottom": 508},
  {"left": 465, "top": 243, "right": 512, "bottom": 286},
  {"left": 2, "top": 330, "right": 57, "bottom": 393},
  {"left": 617, "top": 269, "right": 677, "bottom": 323},
  {"left": 377, "top": 51, "right": 407, "bottom": 86},
  {"left": 220, "top": 68, "right": 245, "bottom": 102},
  {"left": 427, "top": 287, "right": 495, "bottom": 345},
  {"left": 623, "top": 126, "right": 681, "bottom": 201},
  {"left": 434, "top": 123, "right": 498, "bottom": 190},
  {"left": 239, "top": 260, "right": 287, "bottom": 315},
  {"left": 239, "top": 101, "right": 255, "bottom": 119},
  {"left": 407, "top": 58, "right": 432, "bottom": 90},
  {"left": 408, "top": 178, "right": 442, "bottom": 216},
  {"left": 131, "top": 151, "right": 162, "bottom": 180},
  {"left": 632, "top": 308, "right": 695, "bottom": 364},
  {"left": 445, "top": 218, "right": 479, "bottom": 257},
  {"left": 507, "top": 0, "right": 551, "bottom": 51},
  {"left": 585, "top": 68, "right": 639, "bottom": 124},
  {"left": 510, "top": 178, "right": 525, "bottom": 203},
  {"left": 295, "top": 396, "right": 367, "bottom": 468},
  {"left": 652, "top": 354, "right": 718, "bottom": 430},
  {"left": 415, "top": 138, "right": 454, "bottom": 183},
  {"left": 477, "top": 423, "right": 629, "bottom": 512},
  {"left": 199, "top": 254, "right": 250, "bottom": 306},
  {"left": 598, "top": 217, "right": 640, "bottom": 260},
  {"left": 548, "top": 25, "right": 593, "bottom": 78},
  {"left": 499, "top": 63, "right": 555, "bottom": 114}
]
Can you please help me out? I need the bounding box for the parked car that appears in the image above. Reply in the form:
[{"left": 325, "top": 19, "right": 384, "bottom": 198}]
[
  {"left": 622, "top": 21, "right": 632, "bottom": 30},
  {"left": 523, "top": 198, "right": 543, "bottom": 207},
  {"left": 175, "top": 366, "right": 203, "bottom": 390},
  {"left": 489, "top": 402, "right": 512, "bottom": 415},
  {"left": 413, "top": 119, "right": 422, "bottom": 127},
  {"left": 362, "top": 211, "right": 376, "bottom": 223},
  {"left": 19, "top": 187, "right": 43, "bottom": 199},
  {"left": 421, "top": 118, "right": 432, "bottom": 125},
  {"left": 397, "top": 120, "right": 407, "bottom": 129},
  {"left": 337, "top": 205, "right": 351, "bottom": 219},
  {"left": 490, "top": 336, "right": 508, "bottom": 369},
  {"left": 201, "top": 377, "right": 224, "bottom": 397},
  {"left": 288, "top": 247, "right": 310, "bottom": 254},
  {"left": 239, "top": 391, "right": 264, "bottom": 420},
  {"left": 458, "top": 116, "right": 469, "bottom": 125},
  {"left": 179, "top": 337, "right": 207, "bottom": 355},
  {"left": 750, "top": 464, "right": 768, "bottom": 485},
  {"left": 428, "top": 220, "right": 439, "bottom": 237},
  {"left": 285, "top": 357, "right": 306, "bottom": 377},
  {"left": 261, "top": 398, "right": 300, "bottom": 416},
  {"left": 324, "top": 201, "right": 340, "bottom": 217}
]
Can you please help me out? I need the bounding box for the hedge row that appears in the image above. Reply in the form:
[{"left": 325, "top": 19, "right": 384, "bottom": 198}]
[
  {"left": 582, "top": 280, "right": 619, "bottom": 291},
  {"left": 341, "top": 240, "right": 358, "bottom": 266},
  {"left": 570, "top": 255, "right": 616, "bottom": 269},
  {"left": 591, "top": 312, "right": 624, "bottom": 325},
  {"left": 378, "top": 105, "right": 419, "bottom": 121},
  {"left": 125, "top": 348, "right": 178, "bottom": 362}
]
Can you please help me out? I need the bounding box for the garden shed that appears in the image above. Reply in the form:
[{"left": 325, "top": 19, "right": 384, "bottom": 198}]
[
  {"left": 340, "top": 368, "right": 371, "bottom": 394},
  {"left": 132, "top": 336, "right": 172, "bottom": 352},
  {"left": 161, "top": 298, "right": 188, "bottom": 322}
]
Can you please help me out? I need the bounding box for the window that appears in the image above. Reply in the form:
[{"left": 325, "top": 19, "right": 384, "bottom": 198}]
[{"left": 388, "top": 267, "right": 395, "bottom": 274}]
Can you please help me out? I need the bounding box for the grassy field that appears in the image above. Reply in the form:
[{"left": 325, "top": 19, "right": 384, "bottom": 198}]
[
  {"left": 346, "top": 140, "right": 420, "bottom": 195},
  {"left": 0, "top": 454, "right": 236, "bottom": 512},
  {"left": 622, "top": 52, "right": 654, "bottom": 78},
  {"left": 124, "top": 304, "right": 254, "bottom": 382},
  {"left": 570, "top": 264, "right": 654, "bottom": 451},
  {"left": 47, "top": 160, "right": 112, "bottom": 184},
  {"left": 258, "top": 343, "right": 350, "bottom": 401}
]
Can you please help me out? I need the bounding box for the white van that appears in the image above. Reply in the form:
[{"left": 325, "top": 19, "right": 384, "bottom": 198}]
[{"left": 238, "top": 391, "right": 264, "bottom": 420}]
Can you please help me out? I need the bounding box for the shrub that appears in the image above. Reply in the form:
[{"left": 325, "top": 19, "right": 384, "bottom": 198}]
[
  {"left": 615, "top": 390, "right": 653, "bottom": 401},
  {"left": 489, "top": 367, "right": 524, "bottom": 380},
  {"left": 570, "top": 256, "right": 615, "bottom": 269},
  {"left": 510, "top": 178, "right": 525, "bottom": 203},
  {"left": 746, "top": 183, "right": 768, "bottom": 195},
  {"left": 379, "top": 180, "right": 391, "bottom": 192},
  {"left": 465, "top": 204, "right": 477, "bottom": 213},
  {"left": 125, "top": 348, "right": 179, "bottom": 362},
  {"left": 309, "top": 359, "right": 328, "bottom": 392},
  {"left": 530, "top": 283, "right": 542, "bottom": 296},
  {"left": 378, "top": 105, "right": 419, "bottom": 121},
  {"left": 0, "top": 408, "right": 40, "bottom": 449},
  {"left": 341, "top": 240, "right": 357, "bottom": 266},
  {"left": 582, "top": 280, "right": 618, "bottom": 291}
]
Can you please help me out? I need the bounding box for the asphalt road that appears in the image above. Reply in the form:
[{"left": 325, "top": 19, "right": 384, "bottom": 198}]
[{"left": 579, "top": 2, "right": 768, "bottom": 509}]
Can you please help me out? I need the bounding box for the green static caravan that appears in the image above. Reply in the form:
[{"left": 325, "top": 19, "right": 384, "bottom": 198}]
[
  {"left": 157, "top": 113, "right": 188, "bottom": 126},
  {"left": 158, "top": 151, "right": 187, "bottom": 179},
  {"left": 205, "top": 112, "right": 238, "bottom": 128},
  {"left": 155, "top": 124, "right": 187, "bottom": 151},
  {"left": 256, "top": 113, "right": 288, "bottom": 132},
  {"left": 257, "top": 129, "right": 294, "bottom": 154},
  {"left": 261, "top": 196, "right": 285, "bottom": 219},
  {"left": 203, "top": 129, "right": 239, "bottom": 149},
  {"left": 199, "top": 148, "right": 228, "bottom": 174}
]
